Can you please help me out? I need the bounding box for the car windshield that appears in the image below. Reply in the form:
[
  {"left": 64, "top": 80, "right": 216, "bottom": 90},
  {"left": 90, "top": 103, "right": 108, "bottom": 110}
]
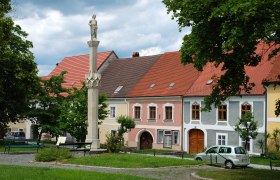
[{"left": 234, "top": 147, "right": 246, "bottom": 154}]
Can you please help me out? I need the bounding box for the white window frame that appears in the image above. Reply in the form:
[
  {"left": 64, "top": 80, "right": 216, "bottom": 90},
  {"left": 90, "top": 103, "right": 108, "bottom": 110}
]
[
  {"left": 147, "top": 103, "right": 157, "bottom": 120},
  {"left": 109, "top": 106, "right": 116, "bottom": 119},
  {"left": 191, "top": 101, "right": 201, "bottom": 121},
  {"left": 240, "top": 101, "right": 253, "bottom": 118},
  {"left": 18, "top": 128, "right": 24, "bottom": 132},
  {"left": 111, "top": 130, "right": 117, "bottom": 136},
  {"left": 172, "top": 131, "right": 180, "bottom": 145},
  {"left": 157, "top": 130, "right": 164, "bottom": 143},
  {"left": 133, "top": 103, "right": 142, "bottom": 120},
  {"left": 216, "top": 133, "right": 228, "bottom": 145},
  {"left": 162, "top": 103, "right": 174, "bottom": 121},
  {"left": 239, "top": 137, "right": 253, "bottom": 153}
]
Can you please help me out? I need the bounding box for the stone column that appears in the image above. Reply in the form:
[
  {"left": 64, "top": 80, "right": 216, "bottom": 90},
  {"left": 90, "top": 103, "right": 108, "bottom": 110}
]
[{"left": 85, "top": 14, "right": 101, "bottom": 150}]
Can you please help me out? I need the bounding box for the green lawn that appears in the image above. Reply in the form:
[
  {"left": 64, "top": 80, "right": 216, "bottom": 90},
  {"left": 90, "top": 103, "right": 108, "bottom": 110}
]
[
  {"left": 64, "top": 153, "right": 203, "bottom": 168},
  {"left": 196, "top": 168, "right": 280, "bottom": 180},
  {"left": 250, "top": 156, "right": 280, "bottom": 166},
  {"left": 0, "top": 165, "right": 153, "bottom": 180},
  {"left": 0, "top": 146, "right": 40, "bottom": 153},
  {"left": 132, "top": 149, "right": 195, "bottom": 158}
]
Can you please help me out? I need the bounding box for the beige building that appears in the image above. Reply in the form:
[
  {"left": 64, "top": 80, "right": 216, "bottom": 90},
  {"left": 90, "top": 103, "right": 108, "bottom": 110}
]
[{"left": 98, "top": 99, "right": 128, "bottom": 144}]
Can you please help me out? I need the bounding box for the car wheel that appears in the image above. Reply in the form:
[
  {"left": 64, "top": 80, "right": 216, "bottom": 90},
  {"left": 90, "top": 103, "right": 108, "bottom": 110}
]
[
  {"left": 225, "top": 160, "right": 234, "bottom": 169},
  {"left": 195, "top": 157, "right": 202, "bottom": 161}
]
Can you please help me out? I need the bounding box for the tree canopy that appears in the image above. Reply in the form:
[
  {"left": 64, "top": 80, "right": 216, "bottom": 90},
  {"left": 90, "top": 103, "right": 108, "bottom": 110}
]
[
  {"left": 59, "top": 85, "right": 108, "bottom": 142},
  {"left": 163, "top": 0, "right": 280, "bottom": 111},
  {"left": 235, "top": 112, "right": 258, "bottom": 151},
  {"left": 27, "top": 71, "right": 69, "bottom": 141},
  {"left": 0, "top": 0, "right": 39, "bottom": 133}
]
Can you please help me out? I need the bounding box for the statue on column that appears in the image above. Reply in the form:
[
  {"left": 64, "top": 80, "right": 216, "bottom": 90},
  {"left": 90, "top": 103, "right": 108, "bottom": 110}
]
[{"left": 89, "top": 14, "right": 97, "bottom": 40}]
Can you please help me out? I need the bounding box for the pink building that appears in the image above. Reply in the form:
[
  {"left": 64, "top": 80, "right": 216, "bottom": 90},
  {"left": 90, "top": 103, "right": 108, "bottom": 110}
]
[{"left": 127, "top": 52, "right": 200, "bottom": 150}]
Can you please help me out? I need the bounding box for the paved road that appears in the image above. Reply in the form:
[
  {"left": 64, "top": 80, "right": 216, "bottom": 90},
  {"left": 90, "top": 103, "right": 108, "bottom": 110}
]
[{"left": 0, "top": 153, "right": 222, "bottom": 180}]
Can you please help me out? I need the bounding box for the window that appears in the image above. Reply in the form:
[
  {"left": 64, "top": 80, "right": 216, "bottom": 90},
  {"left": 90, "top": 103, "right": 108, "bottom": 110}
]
[
  {"left": 111, "top": 130, "right": 117, "bottom": 136},
  {"left": 241, "top": 139, "right": 251, "bottom": 152},
  {"left": 192, "top": 103, "right": 200, "bottom": 120},
  {"left": 109, "top": 106, "right": 116, "bottom": 118},
  {"left": 219, "top": 147, "right": 231, "bottom": 154},
  {"left": 18, "top": 129, "right": 24, "bottom": 132},
  {"left": 206, "top": 146, "right": 218, "bottom": 154},
  {"left": 241, "top": 103, "right": 251, "bottom": 116},
  {"left": 149, "top": 106, "right": 156, "bottom": 120},
  {"left": 158, "top": 130, "right": 179, "bottom": 146},
  {"left": 216, "top": 133, "right": 228, "bottom": 145},
  {"left": 172, "top": 131, "right": 179, "bottom": 145},
  {"left": 165, "top": 106, "right": 173, "bottom": 120},
  {"left": 218, "top": 104, "right": 227, "bottom": 121},
  {"left": 163, "top": 131, "right": 172, "bottom": 148},
  {"left": 157, "top": 130, "right": 164, "bottom": 143},
  {"left": 134, "top": 106, "right": 141, "bottom": 119}
]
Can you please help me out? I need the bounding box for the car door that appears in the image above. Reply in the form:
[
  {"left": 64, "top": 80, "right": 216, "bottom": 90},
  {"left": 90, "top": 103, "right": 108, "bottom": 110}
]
[
  {"left": 205, "top": 146, "right": 218, "bottom": 163},
  {"left": 217, "top": 146, "right": 231, "bottom": 164}
]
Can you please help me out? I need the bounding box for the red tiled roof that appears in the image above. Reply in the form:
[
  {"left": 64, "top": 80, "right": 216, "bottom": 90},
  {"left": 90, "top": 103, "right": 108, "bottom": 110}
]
[
  {"left": 127, "top": 51, "right": 201, "bottom": 97},
  {"left": 45, "top": 51, "right": 114, "bottom": 89},
  {"left": 185, "top": 42, "right": 280, "bottom": 96}
]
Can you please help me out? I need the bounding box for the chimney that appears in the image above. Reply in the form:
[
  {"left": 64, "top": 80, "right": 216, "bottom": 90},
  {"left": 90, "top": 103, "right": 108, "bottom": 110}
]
[{"left": 132, "top": 52, "right": 140, "bottom": 57}]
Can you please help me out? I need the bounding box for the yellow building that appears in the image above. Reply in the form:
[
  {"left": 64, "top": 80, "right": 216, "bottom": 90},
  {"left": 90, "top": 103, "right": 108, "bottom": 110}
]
[{"left": 267, "top": 84, "right": 280, "bottom": 135}]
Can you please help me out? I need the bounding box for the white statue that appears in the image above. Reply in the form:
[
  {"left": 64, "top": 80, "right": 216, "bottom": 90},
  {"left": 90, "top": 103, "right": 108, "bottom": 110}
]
[{"left": 89, "top": 14, "right": 97, "bottom": 40}]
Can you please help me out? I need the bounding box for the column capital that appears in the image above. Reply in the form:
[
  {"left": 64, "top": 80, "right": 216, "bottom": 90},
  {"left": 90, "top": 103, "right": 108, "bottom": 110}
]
[{"left": 86, "top": 73, "right": 101, "bottom": 88}]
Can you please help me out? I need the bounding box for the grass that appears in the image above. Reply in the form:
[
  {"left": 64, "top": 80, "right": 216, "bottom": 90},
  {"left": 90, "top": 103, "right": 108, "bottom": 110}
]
[
  {"left": 131, "top": 149, "right": 195, "bottom": 158},
  {"left": 196, "top": 168, "right": 280, "bottom": 180},
  {"left": 64, "top": 153, "right": 204, "bottom": 168},
  {"left": 0, "top": 165, "right": 152, "bottom": 180},
  {"left": 0, "top": 146, "right": 40, "bottom": 153},
  {"left": 250, "top": 156, "right": 280, "bottom": 166}
]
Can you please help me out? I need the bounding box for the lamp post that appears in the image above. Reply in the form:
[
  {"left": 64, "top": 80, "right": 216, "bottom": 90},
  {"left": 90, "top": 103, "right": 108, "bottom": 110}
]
[{"left": 85, "top": 14, "right": 101, "bottom": 150}]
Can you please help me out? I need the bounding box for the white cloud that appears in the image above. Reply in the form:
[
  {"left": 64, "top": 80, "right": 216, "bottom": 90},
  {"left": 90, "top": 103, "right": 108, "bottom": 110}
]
[
  {"left": 13, "top": 0, "right": 190, "bottom": 76},
  {"left": 139, "top": 47, "right": 163, "bottom": 56}
]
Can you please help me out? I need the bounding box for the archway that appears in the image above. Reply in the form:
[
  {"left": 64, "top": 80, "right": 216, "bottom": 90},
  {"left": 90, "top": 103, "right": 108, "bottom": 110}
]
[
  {"left": 140, "top": 131, "right": 153, "bottom": 150},
  {"left": 189, "top": 129, "right": 204, "bottom": 154}
]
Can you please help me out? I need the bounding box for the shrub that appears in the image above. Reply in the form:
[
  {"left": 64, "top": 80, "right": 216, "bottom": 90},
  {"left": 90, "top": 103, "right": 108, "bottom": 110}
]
[
  {"left": 105, "top": 134, "right": 122, "bottom": 153},
  {"left": 267, "top": 151, "right": 280, "bottom": 160},
  {"left": 35, "top": 147, "right": 72, "bottom": 162}
]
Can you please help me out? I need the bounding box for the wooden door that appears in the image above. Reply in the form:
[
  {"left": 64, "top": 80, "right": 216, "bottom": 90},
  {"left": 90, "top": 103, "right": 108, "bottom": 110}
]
[
  {"left": 140, "top": 132, "right": 153, "bottom": 150},
  {"left": 189, "top": 129, "right": 204, "bottom": 154}
]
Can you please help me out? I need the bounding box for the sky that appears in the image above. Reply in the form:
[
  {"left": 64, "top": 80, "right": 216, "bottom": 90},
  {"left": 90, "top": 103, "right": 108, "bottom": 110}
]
[{"left": 11, "top": 0, "right": 190, "bottom": 76}]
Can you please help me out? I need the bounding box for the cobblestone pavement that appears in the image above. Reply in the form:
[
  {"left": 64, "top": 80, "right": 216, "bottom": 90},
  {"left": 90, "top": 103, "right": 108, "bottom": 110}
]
[{"left": 0, "top": 153, "right": 222, "bottom": 180}]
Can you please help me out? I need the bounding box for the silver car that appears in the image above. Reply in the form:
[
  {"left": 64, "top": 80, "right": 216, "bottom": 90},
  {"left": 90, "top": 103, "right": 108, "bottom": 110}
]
[{"left": 194, "top": 145, "right": 250, "bottom": 168}]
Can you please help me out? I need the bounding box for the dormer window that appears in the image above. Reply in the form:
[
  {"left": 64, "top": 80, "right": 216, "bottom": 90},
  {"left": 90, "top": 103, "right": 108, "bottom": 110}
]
[
  {"left": 114, "top": 86, "right": 123, "bottom": 94},
  {"left": 169, "top": 83, "right": 175, "bottom": 88},
  {"left": 149, "top": 84, "right": 155, "bottom": 89},
  {"left": 206, "top": 79, "right": 213, "bottom": 85}
]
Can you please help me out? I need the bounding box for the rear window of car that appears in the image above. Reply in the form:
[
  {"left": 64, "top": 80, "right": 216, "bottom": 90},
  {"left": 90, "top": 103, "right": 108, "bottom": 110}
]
[{"left": 234, "top": 147, "right": 246, "bottom": 154}]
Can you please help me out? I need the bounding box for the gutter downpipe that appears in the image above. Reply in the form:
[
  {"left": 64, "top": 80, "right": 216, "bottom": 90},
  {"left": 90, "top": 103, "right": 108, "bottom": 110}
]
[
  {"left": 181, "top": 96, "right": 184, "bottom": 152},
  {"left": 264, "top": 85, "right": 268, "bottom": 155}
]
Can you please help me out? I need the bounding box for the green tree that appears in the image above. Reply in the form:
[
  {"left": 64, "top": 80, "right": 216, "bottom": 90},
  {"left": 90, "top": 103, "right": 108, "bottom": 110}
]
[
  {"left": 27, "top": 71, "right": 69, "bottom": 141},
  {"left": 106, "top": 116, "right": 135, "bottom": 152},
  {"left": 59, "top": 86, "right": 108, "bottom": 142},
  {"left": 235, "top": 112, "right": 258, "bottom": 151},
  {"left": 163, "top": 0, "right": 280, "bottom": 111},
  {"left": 117, "top": 115, "right": 135, "bottom": 138},
  {"left": 0, "top": 0, "right": 39, "bottom": 135}
]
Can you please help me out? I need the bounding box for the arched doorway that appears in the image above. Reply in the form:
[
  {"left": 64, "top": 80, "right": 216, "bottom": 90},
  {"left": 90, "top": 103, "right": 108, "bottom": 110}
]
[
  {"left": 189, "top": 129, "right": 204, "bottom": 154},
  {"left": 140, "top": 131, "right": 153, "bottom": 150}
]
